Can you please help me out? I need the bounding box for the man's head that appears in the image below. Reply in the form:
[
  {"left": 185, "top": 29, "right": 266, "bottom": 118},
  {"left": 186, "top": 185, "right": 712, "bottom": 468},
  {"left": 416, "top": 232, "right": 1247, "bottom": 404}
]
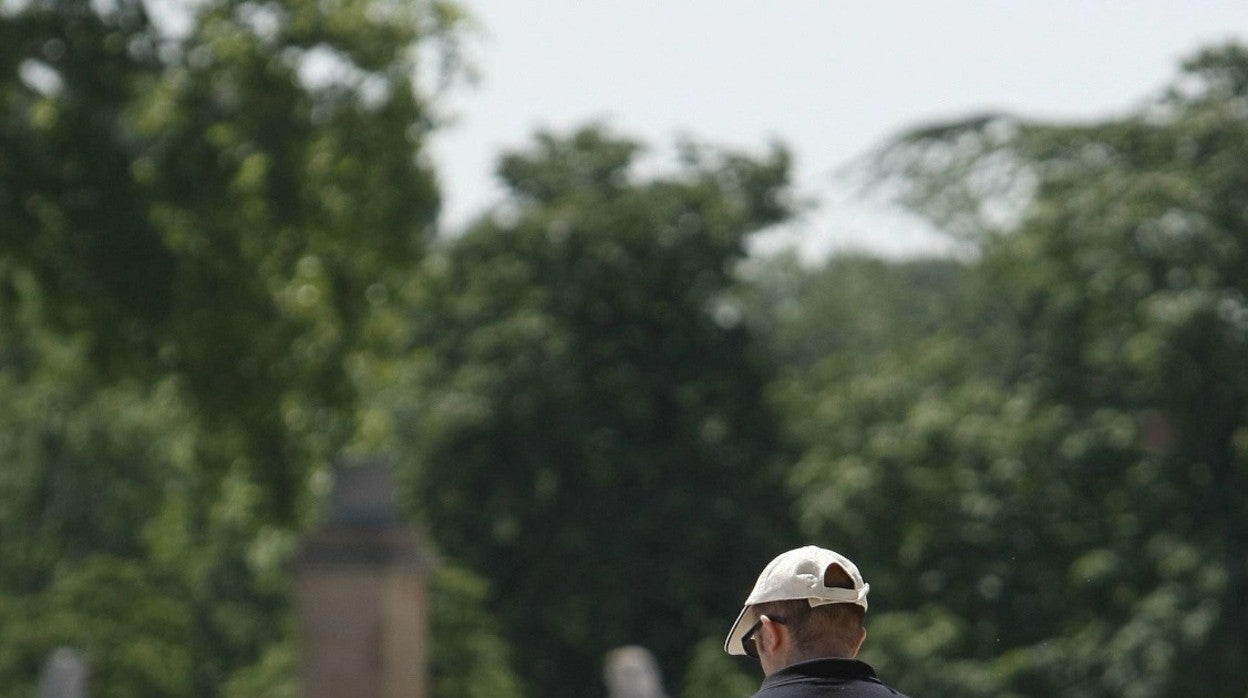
[{"left": 724, "top": 546, "right": 870, "bottom": 674}]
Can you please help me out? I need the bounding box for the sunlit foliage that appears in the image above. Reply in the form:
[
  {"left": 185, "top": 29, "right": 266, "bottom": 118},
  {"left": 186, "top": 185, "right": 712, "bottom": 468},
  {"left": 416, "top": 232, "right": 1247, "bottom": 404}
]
[
  {"left": 772, "top": 43, "right": 1248, "bottom": 698},
  {"left": 0, "top": 0, "right": 462, "bottom": 693}
]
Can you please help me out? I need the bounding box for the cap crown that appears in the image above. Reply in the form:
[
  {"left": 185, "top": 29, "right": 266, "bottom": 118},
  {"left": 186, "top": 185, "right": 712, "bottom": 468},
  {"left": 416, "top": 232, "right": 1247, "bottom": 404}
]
[
  {"left": 723, "top": 545, "right": 870, "bottom": 655},
  {"left": 746, "top": 545, "right": 869, "bottom": 609}
]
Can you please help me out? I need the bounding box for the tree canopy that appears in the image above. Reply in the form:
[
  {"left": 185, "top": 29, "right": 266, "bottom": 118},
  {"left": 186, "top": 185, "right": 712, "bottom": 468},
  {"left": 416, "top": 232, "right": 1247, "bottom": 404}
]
[
  {"left": 395, "top": 125, "right": 798, "bottom": 696},
  {"left": 0, "top": 0, "right": 464, "bottom": 693},
  {"left": 3, "top": 0, "right": 1247, "bottom": 692},
  {"left": 772, "top": 42, "right": 1248, "bottom": 697}
]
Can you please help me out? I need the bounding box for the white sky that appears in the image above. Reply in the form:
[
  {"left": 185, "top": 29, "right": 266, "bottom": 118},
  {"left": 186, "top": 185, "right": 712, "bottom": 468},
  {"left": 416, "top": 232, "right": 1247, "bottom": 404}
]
[{"left": 427, "top": 2, "right": 1248, "bottom": 259}]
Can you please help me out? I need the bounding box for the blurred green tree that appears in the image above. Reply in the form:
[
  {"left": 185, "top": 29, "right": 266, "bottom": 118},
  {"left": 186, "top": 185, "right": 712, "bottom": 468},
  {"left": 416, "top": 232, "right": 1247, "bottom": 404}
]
[
  {"left": 0, "top": 556, "right": 195, "bottom": 697},
  {"left": 780, "top": 43, "right": 1248, "bottom": 697},
  {"left": 0, "top": 0, "right": 466, "bottom": 693},
  {"left": 397, "top": 125, "right": 798, "bottom": 697},
  {"left": 428, "top": 565, "right": 525, "bottom": 698},
  {"left": 679, "top": 636, "right": 756, "bottom": 698}
]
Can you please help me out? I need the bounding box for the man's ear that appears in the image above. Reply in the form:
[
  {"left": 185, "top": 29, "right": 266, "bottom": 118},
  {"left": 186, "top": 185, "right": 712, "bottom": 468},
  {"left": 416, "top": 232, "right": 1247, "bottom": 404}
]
[
  {"left": 850, "top": 625, "right": 867, "bottom": 657},
  {"left": 761, "top": 615, "right": 785, "bottom": 652}
]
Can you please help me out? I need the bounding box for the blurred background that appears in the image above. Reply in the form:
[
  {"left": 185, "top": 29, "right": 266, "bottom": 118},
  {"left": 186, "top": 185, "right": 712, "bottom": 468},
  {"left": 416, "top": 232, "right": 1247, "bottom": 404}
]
[{"left": 2, "top": 0, "right": 1247, "bottom": 696}]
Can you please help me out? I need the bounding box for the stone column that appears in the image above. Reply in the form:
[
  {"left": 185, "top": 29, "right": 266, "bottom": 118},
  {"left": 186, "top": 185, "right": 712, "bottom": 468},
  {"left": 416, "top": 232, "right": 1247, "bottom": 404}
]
[
  {"left": 39, "top": 647, "right": 87, "bottom": 698},
  {"left": 295, "top": 460, "right": 431, "bottom": 698},
  {"left": 604, "top": 646, "right": 668, "bottom": 698}
]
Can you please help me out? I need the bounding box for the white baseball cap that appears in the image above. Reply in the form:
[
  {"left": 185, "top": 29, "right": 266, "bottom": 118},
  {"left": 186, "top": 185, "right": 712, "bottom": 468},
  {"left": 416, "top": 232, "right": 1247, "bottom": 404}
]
[{"left": 723, "top": 545, "right": 870, "bottom": 655}]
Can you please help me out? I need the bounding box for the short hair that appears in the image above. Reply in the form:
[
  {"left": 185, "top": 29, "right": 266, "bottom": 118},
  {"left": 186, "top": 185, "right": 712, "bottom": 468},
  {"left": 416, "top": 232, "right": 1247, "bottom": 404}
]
[
  {"left": 753, "top": 599, "right": 863, "bottom": 647},
  {"left": 752, "top": 564, "right": 864, "bottom": 654}
]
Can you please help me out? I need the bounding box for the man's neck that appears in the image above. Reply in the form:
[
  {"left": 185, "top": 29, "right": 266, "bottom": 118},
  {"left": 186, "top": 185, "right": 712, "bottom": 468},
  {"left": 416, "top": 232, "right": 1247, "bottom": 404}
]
[{"left": 767, "top": 645, "right": 855, "bottom": 676}]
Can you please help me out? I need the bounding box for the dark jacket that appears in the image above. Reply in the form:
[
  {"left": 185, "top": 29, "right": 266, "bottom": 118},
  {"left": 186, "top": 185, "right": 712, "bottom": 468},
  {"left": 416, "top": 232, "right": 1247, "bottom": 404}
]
[{"left": 752, "top": 658, "right": 909, "bottom": 697}]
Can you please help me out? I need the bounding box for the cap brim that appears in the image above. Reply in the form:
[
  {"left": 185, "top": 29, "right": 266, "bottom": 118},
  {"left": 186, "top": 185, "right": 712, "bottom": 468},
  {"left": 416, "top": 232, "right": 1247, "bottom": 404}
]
[{"left": 723, "top": 605, "right": 753, "bottom": 656}]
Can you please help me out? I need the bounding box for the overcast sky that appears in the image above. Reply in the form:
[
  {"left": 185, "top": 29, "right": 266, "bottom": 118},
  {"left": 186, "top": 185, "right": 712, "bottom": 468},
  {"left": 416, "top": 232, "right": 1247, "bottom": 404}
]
[{"left": 427, "top": 2, "right": 1248, "bottom": 258}]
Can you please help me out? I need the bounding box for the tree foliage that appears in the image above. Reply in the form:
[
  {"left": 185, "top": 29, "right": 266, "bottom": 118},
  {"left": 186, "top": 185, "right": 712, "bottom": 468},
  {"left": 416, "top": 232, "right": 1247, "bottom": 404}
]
[
  {"left": 397, "top": 125, "right": 798, "bottom": 696},
  {"left": 0, "top": 0, "right": 462, "bottom": 693},
  {"left": 5, "top": 0, "right": 1247, "bottom": 693},
  {"left": 777, "top": 43, "right": 1248, "bottom": 697},
  {"left": 428, "top": 565, "right": 525, "bottom": 698}
]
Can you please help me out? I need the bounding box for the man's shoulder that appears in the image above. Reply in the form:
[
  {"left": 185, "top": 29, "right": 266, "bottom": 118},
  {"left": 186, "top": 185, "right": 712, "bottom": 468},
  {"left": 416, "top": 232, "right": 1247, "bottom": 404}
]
[
  {"left": 752, "top": 658, "right": 910, "bottom": 698},
  {"left": 754, "top": 683, "right": 908, "bottom": 698},
  {"left": 754, "top": 680, "right": 909, "bottom": 698}
]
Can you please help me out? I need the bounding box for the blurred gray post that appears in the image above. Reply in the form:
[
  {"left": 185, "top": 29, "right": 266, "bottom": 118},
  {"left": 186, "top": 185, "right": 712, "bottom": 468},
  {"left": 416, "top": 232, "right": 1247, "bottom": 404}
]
[
  {"left": 604, "top": 646, "right": 668, "bottom": 698},
  {"left": 39, "top": 647, "right": 87, "bottom": 698},
  {"left": 294, "top": 459, "right": 431, "bottom": 698}
]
